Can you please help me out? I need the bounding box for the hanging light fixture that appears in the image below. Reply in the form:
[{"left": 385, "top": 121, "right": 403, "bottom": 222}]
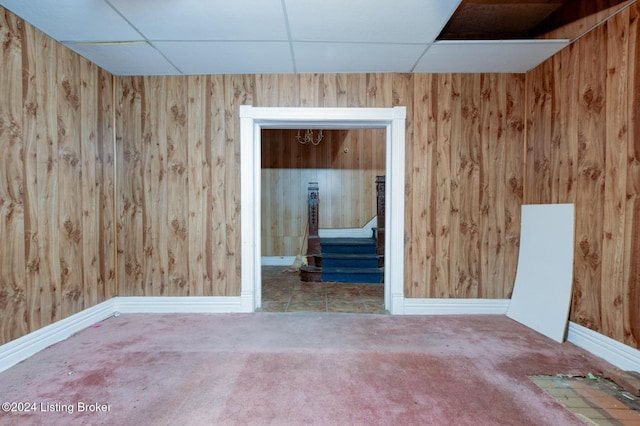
[{"left": 296, "top": 129, "right": 324, "bottom": 145}]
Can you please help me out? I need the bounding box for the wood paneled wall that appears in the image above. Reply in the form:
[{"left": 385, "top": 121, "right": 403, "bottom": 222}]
[
  {"left": 525, "top": 3, "right": 640, "bottom": 348},
  {"left": 116, "top": 73, "right": 525, "bottom": 301},
  {"left": 0, "top": 10, "right": 115, "bottom": 345},
  {"left": 404, "top": 74, "right": 525, "bottom": 299},
  {"left": 537, "top": 0, "right": 632, "bottom": 40},
  {"left": 261, "top": 129, "right": 385, "bottom": 257},
  {"left": 3, "top": 3, "right": 638, "bottom": 352},
  {"left": 116, "top": 76, "right": 230, "bottom": 297}
]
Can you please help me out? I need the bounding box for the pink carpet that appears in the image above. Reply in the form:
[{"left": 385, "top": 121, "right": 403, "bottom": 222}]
[{"left": 0, "top": 313, "right": 612, "bottom": 425}]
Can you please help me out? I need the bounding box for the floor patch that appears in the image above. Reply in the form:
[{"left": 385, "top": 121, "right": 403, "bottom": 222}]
[{"left": 530, "top": 374, "right": 640, "bottom": 425}]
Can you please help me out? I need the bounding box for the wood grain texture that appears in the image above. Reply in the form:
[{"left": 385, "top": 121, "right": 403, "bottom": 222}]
[
  {"left": 624, "top": 3, "right": 640, "bottom": 348},
  {"left": 503, "top": 74, "right": 526, "bottom": 299},
  {"left": 117, "top": 77, "right": 144, "bottom": 296},
  {"left": 602, "top": 8, "right": 628, "bottom": 343},
  {"left": 260, "top": 129, "right": 385, "bottom": 257},
  {"left": 2, "top": 3, "right": 636, "bottom": 352},
  {"left": 538, "top": 0, "right": 632, "bottom": 40},
  {"left": 0, "top": 9, "right": 115, "bottom": 345},
  {"left": 57, "top": 45, "right": 84, "bottom": 318},
  {"left": 0, "top": 8, "right": 27, "bottom": 343},
  {"left": 526, "top": 3, "right": 640, "bottom": 348},
  {"left": 435, "top": 74, "right": 453, "bottom": 298},
  {"left": 98, "top": 69, "right": 116, "bottom": 301},
  {"left": 116, "top": 72, "right": 523, "bottom": 303}
]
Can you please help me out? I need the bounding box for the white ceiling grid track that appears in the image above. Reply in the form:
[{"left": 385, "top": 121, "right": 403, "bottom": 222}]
[{"left": 0, "top": 0, "right": 569, "bottom": 75}]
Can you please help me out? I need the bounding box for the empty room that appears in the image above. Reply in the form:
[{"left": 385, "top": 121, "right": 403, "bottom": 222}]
[{"left": 0, "top": 0, "right": 639, "bottom": 424}]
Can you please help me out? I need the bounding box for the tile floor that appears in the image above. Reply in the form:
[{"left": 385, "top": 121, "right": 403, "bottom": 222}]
[
  {"left": 531, "top": 375, "right": 640, "bottom": 425},
  {"left": 259, "top": 266, "right": 387, "bottom": 314}
]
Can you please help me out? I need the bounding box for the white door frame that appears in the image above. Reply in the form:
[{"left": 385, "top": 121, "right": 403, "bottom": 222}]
[{"left": 239, "top": 106, "right": 406, "bottom": 314}]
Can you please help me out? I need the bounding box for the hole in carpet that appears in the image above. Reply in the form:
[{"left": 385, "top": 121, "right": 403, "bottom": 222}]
[{"left": 529, "top": 374, "right": 640, "bottom": 424}]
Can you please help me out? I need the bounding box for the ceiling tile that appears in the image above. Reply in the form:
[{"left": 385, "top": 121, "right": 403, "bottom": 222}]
[
  {"left": 285, "top": 0, "right": 462, "bottom": 43},
  {"left": 0, "top": 0, "right": 140, "bottom": 41},
  {"left": 65, "top": 42, "right": 179, "bottom": 76},
  {"left": 293, "top": 42, "right": 426, "bottom": 74},
  {"left": 414, "top": 40, "right": 569, "bottom": 73},
  {"left": 156, "top": 41, "right": 294, "bottom": 75},
  {"left": 108, "top": 0, "right": 288, "bottom": 41}
]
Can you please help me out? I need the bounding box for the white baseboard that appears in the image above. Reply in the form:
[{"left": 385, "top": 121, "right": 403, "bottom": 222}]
[
  {"left": 0, "top": 296, "right": 245, "bottom": 373},
  {"left": 3, "top": 296, "right": 637, "bottom": 376},
  {"left": 567, "top": 321, "right": 640, "bottom": 372},
  {"left": 115, "top": 296, "right": 244, "bottom": 314},
  {"left": 0, "top": 299, "right": 116, "bottom": 373},
  {"left": 402, "top": 298, "right": 510, "bottom": 315},
  {"left": 261, "top": 256, "right": 296, "bottom": 266}
]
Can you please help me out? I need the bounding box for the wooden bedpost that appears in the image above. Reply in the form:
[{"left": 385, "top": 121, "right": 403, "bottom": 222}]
[
  {"left": 376, "top": 176, "right": 385, "bottom": 256},
  {"left": 307, "top": 182, "right": 320, "bottom": 258}
]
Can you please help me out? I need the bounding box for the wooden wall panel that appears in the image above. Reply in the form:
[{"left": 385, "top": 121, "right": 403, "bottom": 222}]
[
  {"left": 503, "top": 74, "right": 526, "bottom": 299},
  {"left": 434, "top": 74, "right": 453, "bottom": 298},
  {"left": 99, "top": 69, "right": 116, "bottom": 301},
  {"left": 0, "top": 8, "right": 115, "bottom": 345},
  {"left": 601, "top": 12, "right": 628, "bottom": 342},
  {"left": 209, "top": 75, "right": 228, "bottom": 294},
  {"left": 117, "top": 73, "right": 523, "bottom": 302},
  {"left": 165, "top": 77, "right": 189, "bottom": 295},
  {"left": 260, "top": 129, "right": 385, "bottom": 257},
  {"left": 459, "top": 74, "right": 482, "bottom": 298},
  {"left": 1, "top": 0, "right": 636, "bottom": 355},
  {"left": 187, "top": 75, "right": 211, "bottom": 296},
  {"left": 624, "top": 3, "right": 640, "bottom": 350},
  {"left": 574, "top": 24, "right": 607, "bottom": 332},
  {"left": 142, "top": 76, "right": 165, "bottom": 297},
  {"left": 57, "top": 43, "right": 84, "bottom": 318},
  {"left": 117, "top": 77, "right": 144, "bottom": 296},
  {"left": 406, "top": 74, "right": 436, "bottom": 298},
  {"left": 480, "top": 74, "right": 506, "bottom": 299},
  {"left": 538, "top": 0, "right": 632, "bottom": 40},
  {"left": 526, "top": 3, "right": 640, "bottom": 348},
  {"left": 0, "top": 8, "right": 27, "bottom": 342}
]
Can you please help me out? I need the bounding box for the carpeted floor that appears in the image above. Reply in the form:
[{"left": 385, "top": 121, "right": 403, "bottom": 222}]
[{"left": 0, "top": 313, "right": 613, "bottom": 425}]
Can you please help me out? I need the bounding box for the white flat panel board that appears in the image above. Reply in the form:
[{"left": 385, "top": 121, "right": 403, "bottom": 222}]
[
  {"left": 507, "top": 204, "right": 574, "bottom": 343},
  {"left": 109, "top": 0, "right": 288, "bottom": 41},
  {"left": 66, "top": 42, "right": 179, "bottom": 76},
  {"left": 157, "top": 41, "right": 294, "bottom": 75},
  {"left": 293, "top": 42, "right": 426, "bottom": 74},
  {"left": 285, "top": 0, "right": 461, "bottom": 43},
  {"left": 0, "top": 0, "right": 141, "bottom": 41},
  {"left": 415, "top": 40, "right": 569, "bottom": 73}
]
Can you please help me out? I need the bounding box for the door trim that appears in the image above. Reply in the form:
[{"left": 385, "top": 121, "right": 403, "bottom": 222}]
[{"left": 239, "top": 106, "right": 406, "bottom": 313}]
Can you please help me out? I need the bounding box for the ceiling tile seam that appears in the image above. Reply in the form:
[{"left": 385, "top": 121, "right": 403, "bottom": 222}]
[
  {"left": 281, "top": 0, "right": 298, "bottom": 74},
  {"left": 408, "top": 0, "right": 465, "bottom": 72},
  {"left": 409, "top": 44, "right": 434, "bottom": 73},
  {"left": 103, "top": 0, "right": 183, "bottom": 75},
  {"left": 147, "top": 41, "right": 185, "bottom": 75},
  {"left": 60, "top": 40, "right": 147, "bottom": 44},
  {"left": 103, "top": 0, "right": 148, "bottom": 43},
  {"left": 127, "top": 39, "right": 291, "bottom": 43},
  {"left": 291, "top": 40, "right": 436, "bottom": 46}
]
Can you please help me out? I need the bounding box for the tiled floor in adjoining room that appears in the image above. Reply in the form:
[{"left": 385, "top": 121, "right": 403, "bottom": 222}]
[{"left": 259, "top": 266, "right": 386, "bottom": 314}]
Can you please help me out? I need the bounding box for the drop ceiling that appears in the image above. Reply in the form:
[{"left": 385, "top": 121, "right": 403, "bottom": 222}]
[{"left": 0, "top": 0, "right": 629, "bottom": 76}]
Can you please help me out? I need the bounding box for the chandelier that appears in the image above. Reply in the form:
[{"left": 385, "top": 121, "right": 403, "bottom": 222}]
[{"left": 296, "top": 129, "right": 324, "bottom": 145}]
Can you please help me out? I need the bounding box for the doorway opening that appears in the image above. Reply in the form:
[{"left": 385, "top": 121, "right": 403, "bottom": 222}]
[
  {"left": 260, "top": 127, "right": 386, "bottom": 313},
  {"left": 240, "top": 106, "right": 406, "bottom": 314}
]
